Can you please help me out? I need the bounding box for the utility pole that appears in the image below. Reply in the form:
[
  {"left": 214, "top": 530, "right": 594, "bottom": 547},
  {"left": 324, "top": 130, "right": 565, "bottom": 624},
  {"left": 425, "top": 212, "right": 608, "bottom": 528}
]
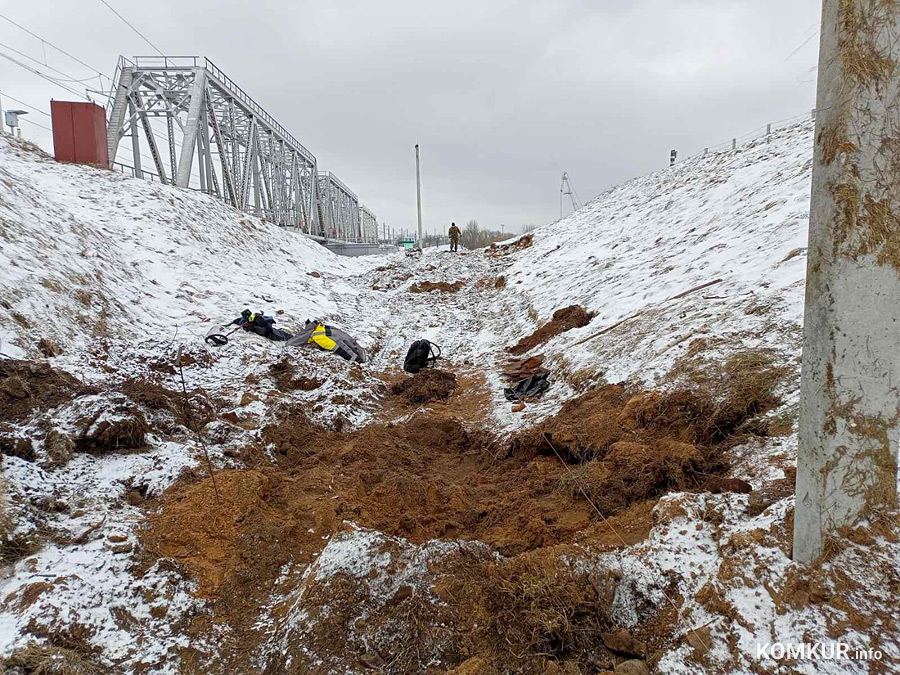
[
  {"left": 794, "top": 0, "right": 900, "bottom": 564},
  {"left": 415, "top": 144, "right": 423, "bottom": 248}
]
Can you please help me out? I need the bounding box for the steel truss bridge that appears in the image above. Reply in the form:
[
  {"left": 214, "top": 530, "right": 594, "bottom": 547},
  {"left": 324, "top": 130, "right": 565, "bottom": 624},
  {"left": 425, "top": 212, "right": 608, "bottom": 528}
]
[{"left": 105, "top": 56, "right": 378, "bottom": 242}]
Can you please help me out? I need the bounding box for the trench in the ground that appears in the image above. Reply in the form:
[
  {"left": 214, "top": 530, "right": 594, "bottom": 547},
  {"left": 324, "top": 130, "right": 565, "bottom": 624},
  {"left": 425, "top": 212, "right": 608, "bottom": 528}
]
[
  {"left": 138, "top": 346, "right": 791, "bottom": 665},
  {"left": 0, "top": 325, "right": 791, "bottom": 671}
]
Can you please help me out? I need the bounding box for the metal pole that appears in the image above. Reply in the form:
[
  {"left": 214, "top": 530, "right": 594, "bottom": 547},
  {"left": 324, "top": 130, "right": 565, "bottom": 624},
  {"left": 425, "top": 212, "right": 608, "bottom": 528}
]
[
  {"left": 559, "top": 172, "right": 564, "bottom": 220},
  {"left": 793, "top": 0, "right": 900, "bottom": 564},
  {"left": 415, "top": 144, "right": 423, "bottom": 247}
]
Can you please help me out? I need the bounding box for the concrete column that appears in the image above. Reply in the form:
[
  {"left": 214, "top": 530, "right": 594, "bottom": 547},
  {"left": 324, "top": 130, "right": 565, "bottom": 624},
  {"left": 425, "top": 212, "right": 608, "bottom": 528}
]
[{"left": 794, "top": 0, "right": 900, "bottom": 564}]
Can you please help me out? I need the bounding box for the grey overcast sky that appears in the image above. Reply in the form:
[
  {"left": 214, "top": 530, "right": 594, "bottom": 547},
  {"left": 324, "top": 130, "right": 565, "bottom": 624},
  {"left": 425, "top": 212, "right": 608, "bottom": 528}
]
[{"left": 0, "top": 0, "right": 822, "bottom": 235}]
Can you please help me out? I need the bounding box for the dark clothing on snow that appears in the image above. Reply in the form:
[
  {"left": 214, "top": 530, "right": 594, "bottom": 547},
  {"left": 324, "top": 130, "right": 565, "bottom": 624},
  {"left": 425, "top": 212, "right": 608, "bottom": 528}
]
[
  {"left": 232, "top": 311, "right": 293, "bottom": 342},
  {"left": 503, "top": 372, "right": 550, "bottom": 402}
]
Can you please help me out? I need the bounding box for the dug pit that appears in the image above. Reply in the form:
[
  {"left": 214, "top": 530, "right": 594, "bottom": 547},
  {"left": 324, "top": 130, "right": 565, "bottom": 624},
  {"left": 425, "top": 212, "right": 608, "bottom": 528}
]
[
  {"left": 390, "top": 368, "right": 457, "bottom": 404},
  {"left": 140, "top": 350, "right": 788, "bottom": 672}
]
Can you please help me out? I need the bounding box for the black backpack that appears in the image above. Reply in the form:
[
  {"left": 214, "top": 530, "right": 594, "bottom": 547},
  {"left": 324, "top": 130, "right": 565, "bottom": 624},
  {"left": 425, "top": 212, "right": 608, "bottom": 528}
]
[{"left": 403, "top": 340, "right": 441, "bottom": 374}]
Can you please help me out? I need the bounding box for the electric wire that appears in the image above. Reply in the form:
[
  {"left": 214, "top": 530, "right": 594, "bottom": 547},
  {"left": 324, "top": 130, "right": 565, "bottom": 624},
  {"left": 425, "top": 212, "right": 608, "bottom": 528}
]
[
  {"left": 0, "top": 90, "right": 51, "bottom": 116},
  {"left": 0, "top": 47, "right": 90, "bottom": 100},
  {"left": 0, "top": 40, "right": 101, "bottom": 83},
  {"left": 97, "top": 0, "right": 164, "bottom": 56},
  {"left": 19, "top": 116, "right": 51, "bottom": 132},
  {"left": 0, "top": 12, "right": 110, "bottom": 83}
]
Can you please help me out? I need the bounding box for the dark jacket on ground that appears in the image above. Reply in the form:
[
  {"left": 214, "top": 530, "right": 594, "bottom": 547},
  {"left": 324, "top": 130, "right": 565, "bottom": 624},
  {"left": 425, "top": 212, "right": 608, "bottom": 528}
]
[{"left": 232, "top": 312, "right": 293, "bottom": 342}]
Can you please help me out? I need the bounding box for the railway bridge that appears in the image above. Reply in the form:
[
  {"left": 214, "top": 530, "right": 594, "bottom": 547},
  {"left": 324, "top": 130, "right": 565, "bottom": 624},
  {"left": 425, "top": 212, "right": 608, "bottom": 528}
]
[{"left": 105, "top": 56, "right": 382, "bottom": 249}]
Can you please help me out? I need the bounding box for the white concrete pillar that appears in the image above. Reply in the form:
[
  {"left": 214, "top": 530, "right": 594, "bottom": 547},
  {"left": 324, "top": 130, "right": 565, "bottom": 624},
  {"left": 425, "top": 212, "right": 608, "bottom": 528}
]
[{"left": 794, "top": 0, "right": 900, "bottom": 564}]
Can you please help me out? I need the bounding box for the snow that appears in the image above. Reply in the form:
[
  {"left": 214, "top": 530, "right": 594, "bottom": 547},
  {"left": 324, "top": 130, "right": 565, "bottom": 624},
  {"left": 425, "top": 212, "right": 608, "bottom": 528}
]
[
  {"left": 0, "top": 137, "right": 372, "bottom": 359},
  {"left": 0, "top": 121, "right": 897, "bottom": 673},
  {"left": 500, "top": 121, "right": 812, "bottom": 389}
]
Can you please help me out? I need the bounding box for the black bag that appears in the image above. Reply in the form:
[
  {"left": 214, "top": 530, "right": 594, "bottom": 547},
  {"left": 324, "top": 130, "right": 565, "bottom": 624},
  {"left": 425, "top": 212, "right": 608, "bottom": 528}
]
[{"left": 403, "top": 339, "right": 441, "bottom": 373}]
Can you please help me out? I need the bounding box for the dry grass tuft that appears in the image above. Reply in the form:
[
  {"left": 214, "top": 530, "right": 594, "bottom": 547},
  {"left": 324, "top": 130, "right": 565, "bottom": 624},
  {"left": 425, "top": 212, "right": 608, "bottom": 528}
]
[
  {"left": 839, "top": 0, "right": 897, "bottom": 85},
  {"left": 0, "top": 473, "right": 15, "bottom": 554},
  {"left": 662, "top": 348, "right": 791, "bottom": 443},
  {"left": 1, "top": 641, "right": 108, "bottom": 674},
  {"left": 448, "top": 553, "right": 613, "bottom": 663}
]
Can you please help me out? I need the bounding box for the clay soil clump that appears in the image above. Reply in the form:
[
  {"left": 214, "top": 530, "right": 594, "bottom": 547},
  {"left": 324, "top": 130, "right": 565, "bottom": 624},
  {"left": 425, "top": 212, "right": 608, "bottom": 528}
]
[
  {"left": 409, "top": 280, "right": 465, "bottom": 293},
  {"left": 0, "top": 360, "right": 95, "bottom": 422},
  {"left": 390, "top": 369, "right": 457, "bottom": 404},
  {"left": 508, "top": 305, "right": 594, "bottom": 355},
  {"left": 486, "top": 233, "right": 534, "bottom": 257},
  {"left": 268, "top": 357, "right": 323, "bottom": 392}
]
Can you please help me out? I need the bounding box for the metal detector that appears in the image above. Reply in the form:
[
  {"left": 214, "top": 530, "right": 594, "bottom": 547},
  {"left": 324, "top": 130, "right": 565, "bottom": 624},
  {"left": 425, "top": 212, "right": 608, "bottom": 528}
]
[{"left": 205, "top": 324, "right": 242, "bottom": 346}]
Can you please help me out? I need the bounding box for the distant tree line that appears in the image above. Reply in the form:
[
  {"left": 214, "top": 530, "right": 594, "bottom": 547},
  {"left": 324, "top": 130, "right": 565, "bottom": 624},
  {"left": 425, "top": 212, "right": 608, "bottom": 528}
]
[
  {"left": 460, "top": 220, "right": 508, "bottom": 250},
  {"left": 411, "top": 220, "right": 537, "bottom": 249}
]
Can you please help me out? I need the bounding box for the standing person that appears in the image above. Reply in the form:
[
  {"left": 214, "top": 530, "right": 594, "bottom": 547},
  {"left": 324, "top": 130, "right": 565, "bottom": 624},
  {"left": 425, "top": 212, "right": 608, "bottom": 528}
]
[{"left": 448, "top": 222, "right": 461, "bottom": 252}]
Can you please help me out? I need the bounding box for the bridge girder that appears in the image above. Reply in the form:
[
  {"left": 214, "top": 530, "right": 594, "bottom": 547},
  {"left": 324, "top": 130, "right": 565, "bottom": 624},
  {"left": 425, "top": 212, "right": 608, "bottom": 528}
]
[{"left": 107, "top": 56, "right": 319, "bottom": 232}]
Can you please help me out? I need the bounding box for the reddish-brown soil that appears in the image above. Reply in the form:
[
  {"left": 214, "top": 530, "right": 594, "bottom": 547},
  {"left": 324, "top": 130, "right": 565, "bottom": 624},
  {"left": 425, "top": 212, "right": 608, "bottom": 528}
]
[
  {"left": 409, "top": 280, "right": 465, "bottom": 293},
  {"left": 0, "top": 360, "right": 95, "bottom": 422},
  {"left": 268, "top": 357, "right": 323, "bottom": 391},
  {"left": 138, "top": 350, "right": 787, "bottom": 673},
  {"left": 390, "top": 369, "right": 457, "bottom": 404},
  {"left": 508, "top": 305, "right": 595, "bottom": 355},
  {"left": 143, "top": 371, "right": 777, "bottom": 598},
  {"left": 486, "top": 233, "right": 534, "bottom": 257}
]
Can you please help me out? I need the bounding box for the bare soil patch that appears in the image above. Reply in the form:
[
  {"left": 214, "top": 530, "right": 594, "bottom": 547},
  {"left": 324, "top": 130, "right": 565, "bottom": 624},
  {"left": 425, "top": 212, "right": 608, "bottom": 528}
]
[
  {"left": 0, "top": 360, "right": 95, "bottom": 423},
  {"left": 508, "top": 305, "right": 595, "bottom": 355},
  {"left": 268, "top": 357, "right": 323, "bottom": 392},
  {"left": 390, "top": 369, "right": 457, "bottom": 404},
  {"left": 137, "top": 348, "right": 788, "bottom": 672},
  {"left": 409, "top": 280, "right": 465, "bottom": 293},
  {"left": 119, "top": 379, "right": 219, "bottom": 433},
  {"left": 145, "top": 350, "right": 784, "bottom": 597},
  {"left": 486, "top": 233, "right": 534, "bottom": 257},
  {"left": 476, "top": 275, "right": 506, "bottom": 289}
]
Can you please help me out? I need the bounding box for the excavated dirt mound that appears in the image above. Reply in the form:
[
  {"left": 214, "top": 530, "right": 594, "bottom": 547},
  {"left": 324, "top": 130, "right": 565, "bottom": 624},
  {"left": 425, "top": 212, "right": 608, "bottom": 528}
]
[
  {"left": 390, "top": 369, "right": 457, "bottom": 404},
  {"left": 508, "top": 305, "right": 594, "bottom": 355},
  {"left": 486, "top": 233, "right": 533, "bottom": 257},
  {"left": 140, "top": 351, "right": 787, "bottom": 672},
  {"left": 268, "top": 357, "right": 322, "bottom": 392},
  {"left": 0, "top": 360, "right": 95, "bottom": 422},
  {"left": 145, "top": 361, "right": 782, "bottom": 597},
  {"left": 409, "top": 280, "right": 465, "bottom": 293}
]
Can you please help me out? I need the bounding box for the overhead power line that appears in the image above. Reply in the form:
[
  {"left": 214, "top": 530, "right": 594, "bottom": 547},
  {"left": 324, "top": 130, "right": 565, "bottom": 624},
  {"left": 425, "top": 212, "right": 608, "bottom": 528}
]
[
  {"left": 0, "top": 90, "right": 51, "bottom": 116},
  {"left": 0, "top": 12, "right": 110, "bottom": 83},
  {"left": 0, "top": 40, "right": 100, "bottom": 83},
  {"left": 19, "top": 116, "right": 52, "bottom": 132},
  {"left": 0, "top": 47, "right": 91, "bottom": 100},
  {"left": 97, "top": 0, "right": 164, "bottom": 56}
]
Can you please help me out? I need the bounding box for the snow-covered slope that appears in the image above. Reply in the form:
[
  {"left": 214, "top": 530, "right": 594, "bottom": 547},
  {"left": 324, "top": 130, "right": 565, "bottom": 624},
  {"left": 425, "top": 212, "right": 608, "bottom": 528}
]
[
  {"left": 0, "top": 137, "right": 367, "bottom": 359},
  {"left": 2, "top": 122, "right": 898, "bottom": 675},
  {"left": 501, "top": 121, "right": 812, "bottom": 386}
]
